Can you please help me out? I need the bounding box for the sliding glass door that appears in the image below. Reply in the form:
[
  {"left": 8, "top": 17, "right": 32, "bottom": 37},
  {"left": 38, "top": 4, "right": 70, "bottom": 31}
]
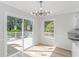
[
  {"left": 7, "top": 16, "right": 33, "bottom": 57},
  {"left": 7, "top": 16, "right": 22, "bottom": 56}
]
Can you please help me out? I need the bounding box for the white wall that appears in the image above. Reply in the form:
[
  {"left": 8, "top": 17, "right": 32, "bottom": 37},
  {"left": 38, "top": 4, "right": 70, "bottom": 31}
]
[
  {"left": 39, "top": 16, "right": 54, "bottom": 46},
  {"left": 0, "top": 9, "right": 5, "bottom": 57},
  {"left": 73, "top": 13, "right": 79, "bottom": 28},
  {"left": 54, "top": 14, "right": 73, "bottom": 50},
  {"left": 33, "top": 16, "right": 41, "bottom": 45},
  {"left": 39, "top": 13, "right": 74, "bottom": 50}
]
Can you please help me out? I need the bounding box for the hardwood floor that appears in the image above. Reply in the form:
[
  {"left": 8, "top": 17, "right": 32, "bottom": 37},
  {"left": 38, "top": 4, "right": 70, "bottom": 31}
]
[
  {"left": 51, "top": 47, "right": 72, "bottom": 57},
  {"left": 24, "top": 44, "right": 72, "bottom": 57}
]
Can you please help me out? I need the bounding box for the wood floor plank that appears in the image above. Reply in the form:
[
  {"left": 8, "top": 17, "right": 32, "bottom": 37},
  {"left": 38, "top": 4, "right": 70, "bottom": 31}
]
[{"left": 53, "top": 47, "right": 72, "bottom": 57}]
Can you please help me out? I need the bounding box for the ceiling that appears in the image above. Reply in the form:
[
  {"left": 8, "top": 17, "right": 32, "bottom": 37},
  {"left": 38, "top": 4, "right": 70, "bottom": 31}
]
[{"left": 1, "top": 1, "right": 79, "bottom": 16}]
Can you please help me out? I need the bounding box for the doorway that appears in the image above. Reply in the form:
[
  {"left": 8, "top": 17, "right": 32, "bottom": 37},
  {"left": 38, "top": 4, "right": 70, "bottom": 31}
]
[{"left": 6, "top": 16, "right": 33, "bottom": 57}]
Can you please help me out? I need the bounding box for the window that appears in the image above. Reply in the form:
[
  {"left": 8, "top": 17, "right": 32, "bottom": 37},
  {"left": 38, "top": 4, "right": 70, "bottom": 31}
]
[{"left": 44, "top": 21, "right": 54, "bottom": 37}]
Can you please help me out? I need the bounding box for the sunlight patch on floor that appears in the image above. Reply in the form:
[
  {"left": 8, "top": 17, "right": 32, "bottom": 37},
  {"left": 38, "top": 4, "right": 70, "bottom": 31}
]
[{"left": 24, "top": 44, "right": 56, "bottom": 57}]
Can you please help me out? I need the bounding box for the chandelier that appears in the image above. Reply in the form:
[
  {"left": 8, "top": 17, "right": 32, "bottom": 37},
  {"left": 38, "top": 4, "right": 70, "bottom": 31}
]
[{"left": 32, "top": 1, "right": 52, "bottom": 16}]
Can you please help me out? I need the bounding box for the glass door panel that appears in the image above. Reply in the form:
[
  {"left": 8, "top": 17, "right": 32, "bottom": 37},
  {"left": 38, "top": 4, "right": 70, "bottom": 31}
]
[
  {"left": 23, "top": 19, "right": 33, "bottom": 50},
  {"left": 7, "top": 16, "right": 22, "bottom": 56}
]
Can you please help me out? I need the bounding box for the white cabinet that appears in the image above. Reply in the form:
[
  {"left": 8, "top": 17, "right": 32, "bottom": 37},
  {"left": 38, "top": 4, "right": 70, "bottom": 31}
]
[{"left": 72, "top": 41, "right": 79, "bottom": 57}]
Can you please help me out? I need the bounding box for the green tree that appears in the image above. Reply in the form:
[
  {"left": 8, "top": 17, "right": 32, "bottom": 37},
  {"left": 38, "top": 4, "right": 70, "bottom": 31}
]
[
  {"left": 46, "top": 22, "right": 54, "bottom": 32},
  {"left": 7, "top": 16, "right": 22, "bottom": 32},
  {"left": 24, "top": 20, "right": 32, "bottom": 31},
  {"left": 45, "top": 21, "right": 54, "bottom": 32}
]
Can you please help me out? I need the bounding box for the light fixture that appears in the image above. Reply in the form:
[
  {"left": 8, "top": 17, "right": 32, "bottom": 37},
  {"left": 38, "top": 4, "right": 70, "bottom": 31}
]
[{"left": 32, "top": 1, "right": 52, "bottom": 16}]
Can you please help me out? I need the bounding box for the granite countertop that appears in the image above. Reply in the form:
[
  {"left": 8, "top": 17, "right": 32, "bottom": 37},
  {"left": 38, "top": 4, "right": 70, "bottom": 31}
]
[{"left": 68, "top": 37, "right": 79, "bottom": 41}]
